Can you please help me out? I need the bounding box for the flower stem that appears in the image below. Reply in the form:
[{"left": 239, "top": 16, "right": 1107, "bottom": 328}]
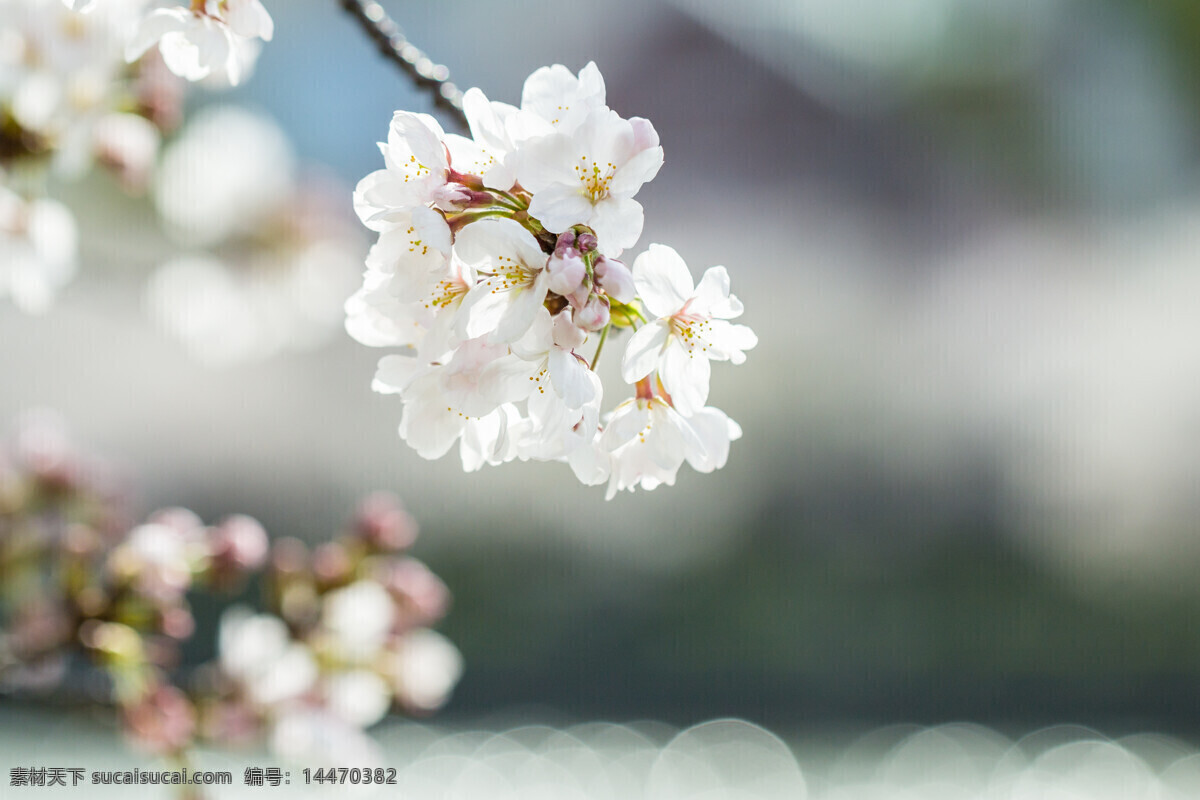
[
  {"left": 590, "top": 323, "right": 611, "bottom": 371},
  {"left": 336, "top": 0, "right": 468, "bottom": 131}
]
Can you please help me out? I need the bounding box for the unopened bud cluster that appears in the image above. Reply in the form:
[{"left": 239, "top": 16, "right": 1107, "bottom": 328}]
[{"left": 0, "top": 419, "right": 460, "bottom": 763}]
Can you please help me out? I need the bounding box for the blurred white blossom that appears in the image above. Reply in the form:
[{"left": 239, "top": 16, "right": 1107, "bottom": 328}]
[{"left": 147, "top": 105, "right": 363, "bottom": 364}]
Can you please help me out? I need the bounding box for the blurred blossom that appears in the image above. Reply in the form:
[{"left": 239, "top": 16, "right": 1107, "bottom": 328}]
[
  {"left": 0, "top": 186, "right": 77, "bottom": 313},
  {"left": 320, "top": 579, "right": 395, "bottom": 661},
  {"left": 153, "top": 105, "right": 292, "bottom": 246},
  {"left": 0, "top": 0, "right": 155, "bottom": 177},
  {"left": 218, "top": 608, "right": 318, "bottom": 706},
  {"left": 322, "top": 668, "right": 392, "bottom": 727},
  {"left": 146, "top": 105, "right": 364, "bottom": 364},
  {"left": 270, "top": 706, "right": 382, "bottom": 766},
  {"left": 121, "top": 683, "right": 195, "bottom": 756},
  {"left": 384, "top": 628, "right": 463, "bottom": 714},
  {"left": 125, "top": 0, "right": 273, "bottom": 88}
]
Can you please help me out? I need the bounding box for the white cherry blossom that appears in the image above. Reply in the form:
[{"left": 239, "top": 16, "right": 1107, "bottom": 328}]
[
  {"left": 456, "top": 218, "right": 552, "bottom": 344},
  {"left": 518, "top": 108, "right": 663, "bottom": 255},
  {"left": 600, "top": 394, "right": 707, "bottom": 499},
  {"left": 622, "top": 244, "right": 758, "bottom": 416},
  {"left": 511, "top": 61, "right": 607, "bottom": 141},
  {"left": 126, "top": 0, "right": 273, "bottom": 86}
]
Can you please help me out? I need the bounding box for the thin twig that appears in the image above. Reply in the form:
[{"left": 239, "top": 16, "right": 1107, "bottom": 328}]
[{"left": 337, "top": 0, "right": 468, "bottom": 131}]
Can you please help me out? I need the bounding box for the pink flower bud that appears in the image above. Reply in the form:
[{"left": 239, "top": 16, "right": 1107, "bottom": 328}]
[
  {"left": 123, "top": 684, "right": 196, "bottom": 756},
  {"left": 594, "top": 256, "right": 635, "bottom": 303},
  {"left": 546, "top": 249, "right": 586, "bottom": 296},
  {"left": 575, "top": 294, "right": 610, "bottom": 331},
  {"left": 378, "top": 557, "right": 450, "bottom": 630},
  {"left": 554, "top": 230, "right": 577, "bottom": 255},
  {"left": 551, "top": 309, "right": 587, "bottom": 349},
  {"left": 210, "top": 515, "right": 269, "bottom": 573},
  {"left": 353, "top": 491, "right": 418, "bottom": 552},
  {"left": 575, "top": 232, "right": 598, "bottom": 252},
  {"left": 313, "top": 542, "right": 352, "bottom": 587}
]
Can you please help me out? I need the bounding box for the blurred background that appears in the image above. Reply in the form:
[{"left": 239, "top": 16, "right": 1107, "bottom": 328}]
[{"left": 6, "top": 0, "right": 1200, "bottom": 759}]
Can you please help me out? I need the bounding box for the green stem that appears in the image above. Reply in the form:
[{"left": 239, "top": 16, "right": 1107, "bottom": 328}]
[{"left": 589, "top": 324, "right": 611, "bottom": 371}]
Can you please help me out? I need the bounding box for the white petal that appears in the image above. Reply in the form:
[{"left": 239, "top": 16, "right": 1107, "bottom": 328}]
[
  {"left": 609, "top": 145, "right": 663, "bottom": 197},
  {"left": 693, "top": 266, "right": 743, "bottom": 318},
  {"left": 632, "top": 244, "right": 694, "bottom": 317},
  {"left": 549, "top": 347, "right": 594, "bottom": 408},
  {"left": 527, "top": 183, "right": 594, "bottom": 235},
  {"left": 620, "top": 320, "right": 669, "bottom": 384},
  {"left": 589, "top": 197, "right": 643, "bottom": 256},
  {"left": 389, "top": 112, "right": 447, "bottom": 173},
  {"left": 372, "top": 354, "right": 426, "bottom": 395},
  {"left": 659, "top": 343, "right": 711, "bottom": 416},
  {"left": 493, "top": 271, "right": 549, "bottom": 343},
  {"left": 684, "top": 408, "right": 742, "bottom": 473},
  {"left": 512, "top": 132, "right": 577, "bottom": 194},
  {"left": 125, "top": 8, "right": 190, "bottom": 63},
  {"left": 223, "top": 0, "right": 274, "bottom": 40}
]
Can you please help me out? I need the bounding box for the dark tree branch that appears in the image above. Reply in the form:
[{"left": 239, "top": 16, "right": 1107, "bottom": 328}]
[{"left": 337, "top": 0, "right": 469, "bottom": 132}]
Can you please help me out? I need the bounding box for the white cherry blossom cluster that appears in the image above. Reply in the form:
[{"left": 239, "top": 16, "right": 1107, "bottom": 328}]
[{"left": 348, "top": 63, "right": 757, "bottom": 497}]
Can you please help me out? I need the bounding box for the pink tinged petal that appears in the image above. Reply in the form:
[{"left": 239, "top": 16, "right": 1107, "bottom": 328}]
[
  {"left": 575, "top": 294, "right": 610, "bottom": 331},
  {"left": 545, "top": 250, "right": 586, "bottom": 296},
  {"left": 632, "top": 244, "right": 694, "bottom": 317},
  {"left": 609, "top": 146, "right": 663, "bottom": 198},
  {"left": 684, "top": 408, "right": 742, "bottom": 473},
  {"left": 372, "top": 354, "right": 427, "bottom": 394},
  {"left": 551, "top": 309, "right": 587, "bottom": 349},
  {"left": 659, "top": 343, "right": 711, "bottom": 417},
  {"left": 125, "top": 8, "right": 190, "bottom": 62},
  {"left": 548, "top": 347, "right": 594, "bottom": 408},
  {"left": 692, "top": 266, "right": 744, "bottom": 318},
  {"left": 629, "top": 117, "right": 660, "bottom": 151},
  {"left": 594, "top": 257, "right": 635, "bottom": 303},
  {"left": 589, "top": 197, "right": 643, "bottom": 256},
  {"left": 223, "top": 0, "right": 274, "bottom": 40},
  {"left": 528, "top": 184, "right": 595, "bottom": 235},
  {"left": 620, "top": 320, "right": 669, "bottom": 384}
]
